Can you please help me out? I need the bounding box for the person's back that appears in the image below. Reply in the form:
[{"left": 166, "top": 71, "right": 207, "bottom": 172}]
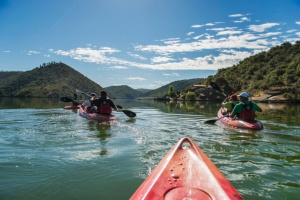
[
  {"left": 230, "top": 92, "right": 262, "bottom": 122},
  {"left": 81, "top": 93, "right": 96, "bottom": 112},
  {"left": 91, "top": 90, "right": 117, "bottom": 115}
]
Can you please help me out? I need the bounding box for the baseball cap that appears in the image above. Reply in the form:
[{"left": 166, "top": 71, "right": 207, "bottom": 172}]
[{"left": 238, "top": 92, "right": 249, "bottom": 98}]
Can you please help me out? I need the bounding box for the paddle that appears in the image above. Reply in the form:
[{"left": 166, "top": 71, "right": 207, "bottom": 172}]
[
  {"left": 75, "top": 89, "right": 92, "bottom": 97},
  {"left": 256, "top": 92, "right": 284, "bottom": 102},
  {"left": 210, "top": 82, "right": 227, "bottom": 97},
  {"left": 116, "top": 105, "right": 136, "bottom": 117},
  {"left": 204, "top": 115, "right": 229, "bottom": 124},
  {"left": 204, "top": 82, "right": 229, "bottom": 124},
  {"left": 60, "top": 97, "right": 73, "bottom": 102},
  {"left": 76, "top": 89, "right": 136, "bottom": 118}
]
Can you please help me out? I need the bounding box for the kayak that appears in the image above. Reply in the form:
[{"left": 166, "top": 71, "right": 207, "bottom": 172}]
[
  {"left": 217, "top": 108, "right": 263, "bottom": 130},
  {"left": 63, "top": 105, "right": 80, "bottom": 110},
  {"left": 79, "top": 106, "right": 116, "bottom": 121},
  {"left": 130, "top": 137, "right": 243, "bottom": 200}
]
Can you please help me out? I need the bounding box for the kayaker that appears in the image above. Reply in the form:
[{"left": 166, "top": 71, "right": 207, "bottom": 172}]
[
  {"left": 222, "top": 94, "right": 239, "bottom": 114},
  {"left": 72, "top": 93, "right": 80, "bottom": 107},
  {"left": 91, "top": 90, "right": 118, "bottom": 115},
  {"left": 81, "top": 93, "right": 96, "bottom": 113},
  {"left": 230, "top": 92, "right": 262, "bottom": 122}
]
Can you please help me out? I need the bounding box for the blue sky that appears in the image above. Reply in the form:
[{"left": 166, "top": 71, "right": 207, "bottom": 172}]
[{"left": 1, "top": 0, "right": 300, "bottom": 89}]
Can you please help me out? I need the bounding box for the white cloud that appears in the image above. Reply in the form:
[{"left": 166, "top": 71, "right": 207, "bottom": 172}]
[
  {"left": 229, "top": 14, "right": 243, "bottom": 17},
  {"left": 216, "top": 30, "right": 243, "bottom": 35},
  {"left": 27, "top": 50, "right": 40, "bottom": 55},
  {"left": 151, "top": 56, "right": 175, "bottom": 63},
  {"left": 2, "top": 50, "right": 10, "bottom": 53},
  {"left": 51, "top": 47, "right": 132, "bottom": 65},
  {"left": 127, "top": 52, "right": 147, "bottom": 60},
  {"left": 49, "top": 13, "right": 297, "bottom": 72},
  {"left": 287, "top": 29, "right": 297, "bottom": 33},
  {"left": 126, "top": 77, "right": 146, "bottom": 81},
  {"left": 191, "top": 22, "right": 218, "bottom": 28},
  {"left": 161, "top": 38, "right": 181, "bottom": 45},
  {"left": 163, "top": 73, "right": 180, "bottom": 77},
  {"left": 111, "top": 66, "right": 128, "bottom": 69},
  {"left": 241, "top": 17, "right": 250, "bottom": 21},
  {"left": 296, "top": 21, "right": 300, "bottom": 25},
  {"left": 248, "top": 23, "right": 280, "bottom": 32},
  {"left": 191, "top": 24, "right": 203, "bottom": 28}
]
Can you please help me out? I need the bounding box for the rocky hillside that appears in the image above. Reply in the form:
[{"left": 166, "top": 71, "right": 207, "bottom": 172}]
[{"left": 201, "top": 41, "right": 300, "bottom": 102}]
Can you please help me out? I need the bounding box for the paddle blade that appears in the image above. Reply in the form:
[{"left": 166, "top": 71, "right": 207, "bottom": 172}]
[
  {"left": 204, "top": 119, "right": 218, "bottom": 124},
  {"left": 116, "top": 105, "right": 123, "bottom": 109},
  {"left": 122, "top": 110, "right": 136, "bottom": 118},
  {"left": 210, "top": 82, "right": 221, "bottom": 92},
  {"left": 75, "top": 89, "right": 91, "bottom": 97},
  {"left": 210, "top": 82, "right": 227, "bottom": 97},
  {"left": 60, "top": 97, "right": 72, "bottom": 102}
]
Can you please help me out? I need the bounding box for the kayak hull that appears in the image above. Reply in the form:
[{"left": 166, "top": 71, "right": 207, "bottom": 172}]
[
  {"left": 218, "top": 108, "right": 263, "bottom": 130},
  {"left": 79, "top": 107, "right": 116, "bottom": 121},
  {"left": 130, "top": 137, "right": 243, "bottom": 200},
  {"left": 63, "top": 105, "right": 80, "bottom": 110}
]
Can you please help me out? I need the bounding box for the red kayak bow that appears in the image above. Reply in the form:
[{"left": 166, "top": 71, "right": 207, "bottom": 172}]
[{"left": 131, "top": 137, "right": 243, "bottom": 200}]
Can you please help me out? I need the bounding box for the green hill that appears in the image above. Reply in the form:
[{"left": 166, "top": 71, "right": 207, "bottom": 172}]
[
  {"left": 201, "top": 41, "right": 300, "bottom": 101},
  {"left": 135, "top": 88, "right": 152, "bottom": 94},
  {"left": 105, "top": 85, "right": 142, "bottom": 99},
  {"left": 0, "top": 62, "right": 108, "bottom": 98}
]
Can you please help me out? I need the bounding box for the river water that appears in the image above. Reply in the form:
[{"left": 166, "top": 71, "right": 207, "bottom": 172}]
[{"left": 0, "top": 98, "right": 299, "bottom": 200}]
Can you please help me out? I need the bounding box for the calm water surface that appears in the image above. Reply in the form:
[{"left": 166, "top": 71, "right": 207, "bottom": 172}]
[{"left": 0, "top": 98, "right": 299, "bottom": 200}]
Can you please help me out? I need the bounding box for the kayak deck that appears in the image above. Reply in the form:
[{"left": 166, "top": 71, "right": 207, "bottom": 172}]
[
  {"left": 217, "top": 108, "right": 263, "bottom": 130},
  {"left": 130, "top": 137, "right": 243, "bottom": 200},
  {"left": 79, "top": 106, "right": 116, "bottom": 121}
]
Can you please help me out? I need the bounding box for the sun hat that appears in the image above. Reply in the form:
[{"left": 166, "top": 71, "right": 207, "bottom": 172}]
[
  {"left": 238, "top": 92, "right": 249, "bottom": 98},
  {"left": 230, "top": 94, "right": 238, "bottom": 101}
]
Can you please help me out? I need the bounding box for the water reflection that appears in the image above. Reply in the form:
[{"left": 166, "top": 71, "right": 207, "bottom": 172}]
[
  {"left": 87, "top": 121, "right": 112, "bottom": 156},
  {"left": 1, "top": 98, "right": 299, "bottom": 126},
  {"left": 0, "top": 97, "right": 67, "bottom": 109}
]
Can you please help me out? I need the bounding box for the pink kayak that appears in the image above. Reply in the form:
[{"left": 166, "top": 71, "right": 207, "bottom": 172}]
[
  {"left": 63, "top": 105, "right": 80, "bottom": 110},
  {"left": 130, "top": 137, "right": 243, "bottom": 200},
  {"left": 79, "top": 106, "right": 116, "bottom": 121},
  {"left": 217, "top": 108, "right": 263, "bottom": 130}
]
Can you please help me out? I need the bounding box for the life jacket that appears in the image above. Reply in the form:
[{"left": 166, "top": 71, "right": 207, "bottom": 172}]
[
  {"left": 97, "top": 99, "right": 111, "bottom": 114},
  {"left": 237, "top": 102, "right": 255, "bottom": 122}
]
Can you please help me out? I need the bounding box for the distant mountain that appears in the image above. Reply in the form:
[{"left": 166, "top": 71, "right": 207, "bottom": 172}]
[
  {"left": 135, "top": 88, "right": 152, "bottom": 94},
  {"left": 140, "top": 78, "right": 204, "bottom": 98},
  {"left": 0, "top": 62, "right": 109, "bottom": 98},
  {"left": 105, "top": 85, "right": 142, "bottom": 99}
]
